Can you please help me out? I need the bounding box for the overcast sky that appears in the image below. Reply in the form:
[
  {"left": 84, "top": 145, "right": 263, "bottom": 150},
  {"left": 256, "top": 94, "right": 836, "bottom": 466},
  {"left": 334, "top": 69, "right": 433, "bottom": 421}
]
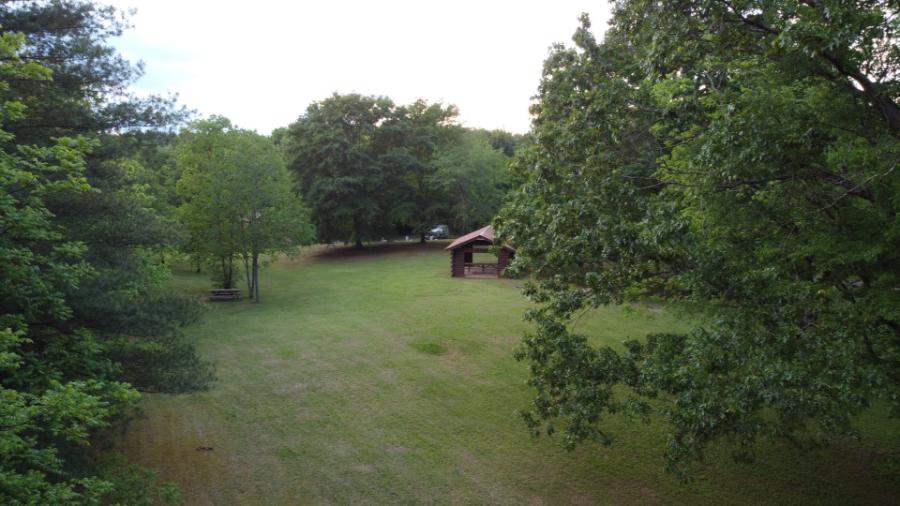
[{"left": 108, "top": 1, "right": 611, "bottom": 134}]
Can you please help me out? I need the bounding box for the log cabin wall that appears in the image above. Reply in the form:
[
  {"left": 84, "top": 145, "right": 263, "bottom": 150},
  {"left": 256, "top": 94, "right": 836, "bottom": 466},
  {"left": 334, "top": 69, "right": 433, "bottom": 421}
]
[
  {"left": 497, "top": 249, "right": 511, "bottom": 276},
  {"left": 451, "top": 249, "right": 466, "bottom": 277}
]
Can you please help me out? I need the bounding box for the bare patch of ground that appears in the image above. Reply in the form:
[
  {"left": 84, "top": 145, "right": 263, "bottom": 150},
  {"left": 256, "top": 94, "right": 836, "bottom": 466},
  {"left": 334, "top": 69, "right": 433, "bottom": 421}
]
[{"left": 117, "top": 400, "right": 240, "bottom": 505}]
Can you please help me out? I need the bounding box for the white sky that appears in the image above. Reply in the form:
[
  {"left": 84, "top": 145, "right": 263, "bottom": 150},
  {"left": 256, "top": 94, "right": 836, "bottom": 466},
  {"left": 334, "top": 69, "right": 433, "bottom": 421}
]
[{"left": 108, "top": 1, "right": 610, "bottom": 134}]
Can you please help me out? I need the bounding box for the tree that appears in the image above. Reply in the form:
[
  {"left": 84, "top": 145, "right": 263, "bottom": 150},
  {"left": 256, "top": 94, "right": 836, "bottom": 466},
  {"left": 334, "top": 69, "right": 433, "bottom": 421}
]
[
  {"left": 0, "top": 29, "right": 144, "bottom": 503},
  {"left": 175, "top": 118, "right": 243, "bottom": 288},
  {"left": 0, "top": 0, "right": 209, "bottom": 394},
  {"left": 475, "top": 128, "right": 525, "bottom": 157},
  {"left": 0, "top": 0, "right": 184, "bottom": 145},
  {"left": 430, "top": 130, "right": 510, "bottom": 232},
  {"left": 285, "top": 93, "right": 394, "bottom": 248},
  {"left": 176, "top": 118, "right": 314, "bottom": 302},
  {"left": 497, "top": 4, "right": 900, "bottom": 476},
  {"left": 377, "top": 100, "right": 458, "bottom": 241},
  {"left": 285, "top": 93, "right": 515, "bottom": 243},
  {"left": 0, "top": 2, "right": 207, "bottom": 501}
]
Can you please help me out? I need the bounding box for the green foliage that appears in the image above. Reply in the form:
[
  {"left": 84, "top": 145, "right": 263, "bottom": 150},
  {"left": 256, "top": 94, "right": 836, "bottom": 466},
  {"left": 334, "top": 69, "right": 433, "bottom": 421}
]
[
  {"left": 176, "top": 117, "right": 314, "bottom": 299},
  {"left": 286, "top": 94, "right": 396, "bottom": 246},
  {"left": 100, "top": 290, "right": 211, "bottom": 392},
  {"left": 497, "top": 3, "right": 900, "bottom": 476},
  {"left": 284, "top": 93, "right": 512, "bottom": 244},
  {"left": 378, "top": 99, "right": 459, "bottom": 240},
  {"left": 472, "top": 128, "right": 525, "bottom": 157},
  {"left": 0, "top": 0, "right": 186, "bottom": 145},
  {"left": 93, "top": 457, "right": 181, "bottom": 505},
  {"left": 430, "top": 130, "right": 510, "bottom": 232},
  {"left": 0, "top": 2, "right": 210, "bottom": 502},
  {"left": 0, "top": 139, "right": 137, "bottom": 495}
]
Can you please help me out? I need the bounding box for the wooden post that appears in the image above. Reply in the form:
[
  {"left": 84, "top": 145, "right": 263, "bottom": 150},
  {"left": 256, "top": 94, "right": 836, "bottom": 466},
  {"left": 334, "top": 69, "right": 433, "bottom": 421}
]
[
  {"left": 451, "top": 249, "right": 466, "bottom": 277},
  {"left": 498, "top": 248, "right": 514, "bottom": 277}
]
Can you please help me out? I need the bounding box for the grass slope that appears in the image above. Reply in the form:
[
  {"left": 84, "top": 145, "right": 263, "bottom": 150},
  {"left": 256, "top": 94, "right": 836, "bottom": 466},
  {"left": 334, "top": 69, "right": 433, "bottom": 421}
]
[{"left": 117, "top": 242, "right": 900, "bottom": 505}]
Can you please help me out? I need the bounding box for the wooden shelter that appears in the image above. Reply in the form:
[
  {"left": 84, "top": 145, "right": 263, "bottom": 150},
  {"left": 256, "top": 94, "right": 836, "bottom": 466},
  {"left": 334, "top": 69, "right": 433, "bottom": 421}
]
[{"left": 445, "top": 225, "right": 515, "bottom": 278}]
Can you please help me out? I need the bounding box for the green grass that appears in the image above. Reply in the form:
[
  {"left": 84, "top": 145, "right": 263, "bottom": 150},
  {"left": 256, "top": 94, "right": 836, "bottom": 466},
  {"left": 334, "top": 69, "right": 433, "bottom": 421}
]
[
  {"left": 117, "top": 242, "right": 900, "bottom": 505},
  {"left": 472, "top": 251, "right": 497, "bottom": 264},
  {"left": 412, "top": 340, "right": 448, "bottom": 356}
]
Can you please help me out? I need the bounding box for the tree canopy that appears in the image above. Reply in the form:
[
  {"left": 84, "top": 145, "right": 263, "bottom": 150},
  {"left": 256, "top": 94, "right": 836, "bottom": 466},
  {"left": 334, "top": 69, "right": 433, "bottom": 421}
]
[
  {"left": 285, "top": 93, "right": 513, "bottom": 245},
  {"left": 176, "top": 117, "right": 314, "bottom": 301},
  {"left": 431, "top": 130, "right": 511, "bottom": 233},
  {"left": 285, "top": 93, "right": 396, "bottom": 247},
  {"left": 497, "top": 1, "right": 900, "bottom": 475}
]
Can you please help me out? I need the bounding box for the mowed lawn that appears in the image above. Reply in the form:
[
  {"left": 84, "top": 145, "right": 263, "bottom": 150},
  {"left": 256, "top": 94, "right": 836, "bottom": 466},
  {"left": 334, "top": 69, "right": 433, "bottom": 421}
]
[{"left": 117, "top": 242, "right": 900, "bottom": 505}]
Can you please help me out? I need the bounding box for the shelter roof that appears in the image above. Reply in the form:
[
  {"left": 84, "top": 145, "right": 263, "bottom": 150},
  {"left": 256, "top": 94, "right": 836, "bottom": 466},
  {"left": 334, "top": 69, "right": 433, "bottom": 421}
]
[{"left": 445, "top": 225, "right": 514, "bottom": 251}]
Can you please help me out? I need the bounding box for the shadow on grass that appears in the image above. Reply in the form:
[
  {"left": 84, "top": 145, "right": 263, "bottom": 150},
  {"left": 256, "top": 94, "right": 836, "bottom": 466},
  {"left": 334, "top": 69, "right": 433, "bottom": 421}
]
[{"left": 312, "top": 239, "right": 453, "bottom": 262}]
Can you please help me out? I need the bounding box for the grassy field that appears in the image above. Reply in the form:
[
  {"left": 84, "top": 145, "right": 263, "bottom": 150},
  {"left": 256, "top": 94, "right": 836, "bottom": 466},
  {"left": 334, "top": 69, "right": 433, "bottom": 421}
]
[{"left": 116, "top": 242, "right": 900, "bottom": 505}]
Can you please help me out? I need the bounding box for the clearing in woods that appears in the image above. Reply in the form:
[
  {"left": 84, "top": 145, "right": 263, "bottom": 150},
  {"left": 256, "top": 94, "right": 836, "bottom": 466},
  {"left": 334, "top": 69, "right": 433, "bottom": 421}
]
[{"left": 116, "top": 242, "right": 900, "bottom": 505}]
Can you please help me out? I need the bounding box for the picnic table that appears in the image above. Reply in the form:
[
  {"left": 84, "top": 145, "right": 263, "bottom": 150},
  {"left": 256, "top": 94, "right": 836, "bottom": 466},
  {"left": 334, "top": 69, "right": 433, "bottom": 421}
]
[
  {"left": 465, "top": 262, "right": 497, "bottom": 273},
  {"left": 208, "top": 288, "right": 241, "bottom": 301}
]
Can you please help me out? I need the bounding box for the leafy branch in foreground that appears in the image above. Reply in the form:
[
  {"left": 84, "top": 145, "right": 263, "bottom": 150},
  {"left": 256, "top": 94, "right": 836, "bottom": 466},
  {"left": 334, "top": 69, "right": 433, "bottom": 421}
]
[{"left": 498, "top": 1, "right": 900, "bottom": 477}]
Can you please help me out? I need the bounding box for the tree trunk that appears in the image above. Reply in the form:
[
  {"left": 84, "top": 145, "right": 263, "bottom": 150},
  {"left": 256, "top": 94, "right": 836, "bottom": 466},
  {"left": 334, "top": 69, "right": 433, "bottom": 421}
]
[
  {"left": 420, "top": 232, "right": 426, "bottom": 244},
  {"left": 220, "top": 256, "right": 228, "bottom": 288},
  {"left": 353, "top": 215, "right": 364, "bottom": 249},
  {"left": 226, "top": 256, "right": 234, "bottom": 289},
  {"left": 250, "top": 207, "right": 260, "bottom": 303},
  {"left": 242, "top": 254, "right": 253, "bottom": 298},
  {"left": 252, "top": 252, "right": 260, "bottom": 303}
]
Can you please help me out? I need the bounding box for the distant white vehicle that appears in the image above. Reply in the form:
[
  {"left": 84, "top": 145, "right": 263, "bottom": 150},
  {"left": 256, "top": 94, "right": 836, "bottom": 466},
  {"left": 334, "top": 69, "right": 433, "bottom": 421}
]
[{"left": 425, "top": 224, "right": 449, "bottom": 240}]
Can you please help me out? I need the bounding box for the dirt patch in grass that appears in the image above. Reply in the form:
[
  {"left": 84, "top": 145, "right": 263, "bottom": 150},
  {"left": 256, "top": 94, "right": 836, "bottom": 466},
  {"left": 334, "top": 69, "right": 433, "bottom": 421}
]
[
  {"left": 274, "top": 382, "right": 308, "bottom": 394},
  {"left": 439, "top": 347, "right": 484, "bottom": 381},
  {"left": 116, "top": 399, "right": 243, "bottom": 505},
  {"left": 384, "top": 444, "right": 407, "bottom": 455},
  {"left": 350, "top": 462, "right": 375, "bottom": 473},
  {"left": 379, "top": 368, "right": 398, "bottom": 384}
]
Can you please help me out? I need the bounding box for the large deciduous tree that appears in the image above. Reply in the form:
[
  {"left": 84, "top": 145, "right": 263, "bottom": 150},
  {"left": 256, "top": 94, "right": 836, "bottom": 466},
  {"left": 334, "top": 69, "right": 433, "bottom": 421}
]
[
  {"left": 176, "top": 118, "right": 314, "bottom": 302},
  {"left": 285, "top": 93, "right": 395, "bottom": 248},
  {"left": 285, "top": 93, "right": 515, "bottom": 244},
  {"left": 430, "top": 130, "right": 511, "bottom": 233},
  {"left": 497, "top": 2, "right": 900, "bottom": 476},
  {"left": 377, "top": 99, "right": 459, "bottom": 241}
]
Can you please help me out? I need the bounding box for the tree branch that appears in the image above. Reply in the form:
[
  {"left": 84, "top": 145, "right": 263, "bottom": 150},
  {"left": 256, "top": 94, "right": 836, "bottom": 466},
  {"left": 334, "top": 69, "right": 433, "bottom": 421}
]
[{"left": 719, "top": 0, "right": 900, "bottom": 135}]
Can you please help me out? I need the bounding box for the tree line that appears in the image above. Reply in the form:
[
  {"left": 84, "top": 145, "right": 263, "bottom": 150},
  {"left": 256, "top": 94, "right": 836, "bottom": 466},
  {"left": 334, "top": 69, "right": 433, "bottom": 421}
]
[
  {"left": 165, "top": 97, "right": 517, "bottom": 295},
  {"left": 280, "top": 93, "right": 516, "bottom": 247},
  {"left": 170, "top": 94, "right": 517, "bottom": 293}
]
